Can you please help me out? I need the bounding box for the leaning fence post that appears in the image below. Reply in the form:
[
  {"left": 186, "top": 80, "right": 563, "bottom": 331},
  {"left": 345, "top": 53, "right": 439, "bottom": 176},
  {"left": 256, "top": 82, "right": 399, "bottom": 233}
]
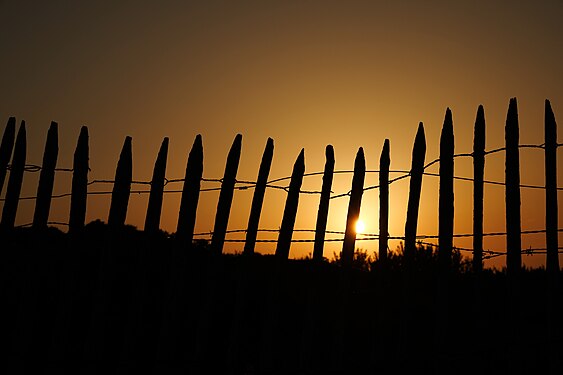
[
  {"left": 275, "top": 149, "right": 305, "bottom": 259},
  {"left": 544, "top": 100, "right": 559, "bottom": 274},
  {"left": 176, "top": 134, "right": 203, "bottom": 247},
  {"left": 243, "top": 137, "right": 274, "bottom": 255},
  {"left": 32, "top": 122, "right": 59, "bottom": 229},
  {"left": 144, "top": 137, "right": 169, "bottom": 234},
  {"left": 379, "top": 140, "right": 390, "bottom": 263},
  {"left": 341, "top": 147, "right": 366, "bottom": 268},
  {"left": 473, "top": 106, "right": 485, "bottom": 272},
  {"left": 438, "top": 109, "right": 454, "bottom": 269},
  {"left": 1, "top": 121, "right": 26, "bottom": 230},
  {"left": 0, "top": 117, "right": 16, "bottom": 196},
  {"left": 505, "top": 98, "right": 522, "bottom": 275},
  {"left": 404, "top": 123, "right": 426, "bottom": 261},
  {"left": 211, "top": 134, "right": 242, "bottom": 255},
  {"left": 313, "top": 145, "right": 335, "bottom": 262},
  {"left": 108, "top": 136, "right": 133, "bottom": 228},
  {"left": 69, "top": 126, "right": 89, "bottom": 233},
  {"left": 399, "top": 122, "right": 426, "bottom": 367}
]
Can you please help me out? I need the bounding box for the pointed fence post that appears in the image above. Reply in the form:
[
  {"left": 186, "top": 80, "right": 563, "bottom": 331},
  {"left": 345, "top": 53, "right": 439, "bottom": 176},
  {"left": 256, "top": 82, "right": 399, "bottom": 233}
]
[
  {"left": 32, "top": 122, "right": 59, "bottom": 229},
  {"left": 438, "top": 109, "right": 454, "bottom": 269},
  {"left": 435, "top": 108, "right": 455, "bottom": 369},
  {"left": 144, "top": 137, "right": 169, "bottom": 234},
  {"left": 313, "top": 145, "right": 335, "bottom": 262},
  {"left": 108, "top": 136, "right": 133, "bottom": 227},
  {"left": 473, "top": 106, "right": 485, "bottom": 272},
  {"left": 504, "top": 96, "right": 524, "bottom": 375},
  {"left": 379, "top": 140, "right": 390, "bottom": 263},
  {"left": 544, "top": 98, "right": 561, "bottom": 375},
  {"left": 211, "top": 134, "right": 242, "bottom": 255},
  {"left": 0, "top": 117, "right": 16, "bottom": 195},
  {"left": 1, "top": 121, "right": 26, "bottom": 230},
  {"left": 545, "top": 100, "right": 559, "bottom": 274},
  {"left": 399, "top": 122, "right": 426, "bottom": 366},
  {"left": 275, "top": 149, "right": 305, "bottom": 259},
  {"left": 69, "top": 126, "right": 89, "bottom": 233},
  {"left": 243, "top": 137, "right": 274, "bottom": 255},
  {"left": 176, "top": 134, "right": 203, "bottom": 247},
  {"left": 341, "top": 148, "right": 366, "bottom": 268},
  {"left": 404, "top": 123, "right": 426, "bottom": 261},
  {"left": 505, "top": 98, "right": 522, "bottom": 275}
]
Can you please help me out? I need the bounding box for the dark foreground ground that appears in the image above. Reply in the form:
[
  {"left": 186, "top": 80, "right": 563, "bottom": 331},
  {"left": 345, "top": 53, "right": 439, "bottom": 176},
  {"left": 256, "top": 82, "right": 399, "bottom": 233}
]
[{"left": 0, "top": 222, "right": 561, "bottom": 374}]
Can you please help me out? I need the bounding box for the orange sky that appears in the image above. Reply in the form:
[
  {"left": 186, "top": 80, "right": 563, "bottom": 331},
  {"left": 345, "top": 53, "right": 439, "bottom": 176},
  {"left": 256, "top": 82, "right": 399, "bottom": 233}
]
[{"left": 1, "top": 0, "right": 562, "bottom": 268}]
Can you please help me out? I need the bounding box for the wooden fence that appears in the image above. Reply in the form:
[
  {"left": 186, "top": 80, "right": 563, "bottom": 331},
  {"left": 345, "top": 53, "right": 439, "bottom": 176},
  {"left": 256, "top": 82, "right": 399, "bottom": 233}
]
[
  {"left": 1, "top": 99, "right": 560, "bottom": 270},
  {"left": 0, "top": 98, "right": 561, "bottom": 373}
]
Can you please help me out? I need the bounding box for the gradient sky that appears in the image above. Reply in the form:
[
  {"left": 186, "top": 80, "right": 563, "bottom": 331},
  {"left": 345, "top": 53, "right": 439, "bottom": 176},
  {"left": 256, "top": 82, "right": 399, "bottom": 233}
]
[{"left": 1, "top": 0, "right": 563, "bottom": 268}]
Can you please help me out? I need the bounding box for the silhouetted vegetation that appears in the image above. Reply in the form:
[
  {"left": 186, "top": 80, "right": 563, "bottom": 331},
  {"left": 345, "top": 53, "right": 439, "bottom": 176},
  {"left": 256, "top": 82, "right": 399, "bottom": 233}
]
[{"left": 0, "top": 223, "right": 560, "bottom": 374}]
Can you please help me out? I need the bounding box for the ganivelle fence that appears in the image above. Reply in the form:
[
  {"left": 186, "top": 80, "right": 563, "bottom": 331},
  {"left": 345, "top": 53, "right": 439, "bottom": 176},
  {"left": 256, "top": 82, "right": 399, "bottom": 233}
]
[{"left": 0, "top": 98, "right": 561, "bottom": 373}]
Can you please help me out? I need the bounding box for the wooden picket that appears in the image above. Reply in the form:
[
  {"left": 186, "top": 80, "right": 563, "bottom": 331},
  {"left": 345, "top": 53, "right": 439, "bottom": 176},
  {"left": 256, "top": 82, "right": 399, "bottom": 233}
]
[
  {"left": 404, "top": 123, "right": 426, "bottom": 261},
  {"left": 108, "top": 136, "right": 133, "bottom": 227},
  {"left": 341, "top": 147, "right": 365, "bottom": 267},
  {"left": 68, "top": 126, "right": 89, "bottom": 233},
  {"left": 275, "top": 149, "right": 305, "bottom": 259},
  {"left": 176, "top": 134, "right": 203, "bottom": 247},
  {"left": 1, "top": 121, "right": 26, "bottom": 230},
  {"left": 244, "top": 138, "right": 274, "bottom": 255},
  {"left": 0, "top": 117, "right": 15, "bottom": 195},
  {"left": 505, "top": 98, "right": 522, "bottom": 275},
  {"left": 32, "top": 122, "right": 58, "bottom": 229},
  {"left": 144, "top": 137, "right": 169, "bottom": 233},
  {"left": 211, "top": 134, "right": 242, "bottom": 255},
  {"left": 313, "top": 145, "right": 334, "bottom": 262},
  {"left": 378, "top": 139, "right": 390, "bottom": 263},
  {"left": 473, "top": 106, "right": 485, "bottom": 272}
]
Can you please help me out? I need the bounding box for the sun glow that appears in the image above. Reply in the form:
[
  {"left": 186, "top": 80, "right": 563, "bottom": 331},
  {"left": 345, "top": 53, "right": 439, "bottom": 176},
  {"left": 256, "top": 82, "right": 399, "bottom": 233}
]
[{"left": 355, "top": 219, "right": 365, "bottom": 234}]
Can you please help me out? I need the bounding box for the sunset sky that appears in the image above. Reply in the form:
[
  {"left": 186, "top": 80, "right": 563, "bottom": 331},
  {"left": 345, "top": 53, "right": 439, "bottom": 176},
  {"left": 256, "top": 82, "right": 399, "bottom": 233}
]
[{"left": 1, "top": 0, "right": 562, "bottom": 268}]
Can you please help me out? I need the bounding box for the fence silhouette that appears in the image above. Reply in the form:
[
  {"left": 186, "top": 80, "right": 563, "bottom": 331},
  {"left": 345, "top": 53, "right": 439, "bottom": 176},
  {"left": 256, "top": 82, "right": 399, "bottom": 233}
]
[
  {"left": 0, "top": 98, "right": 561, "bottom": 372},
  {"left": 1, "top": 99, "right": 562, "bottom": 266}
]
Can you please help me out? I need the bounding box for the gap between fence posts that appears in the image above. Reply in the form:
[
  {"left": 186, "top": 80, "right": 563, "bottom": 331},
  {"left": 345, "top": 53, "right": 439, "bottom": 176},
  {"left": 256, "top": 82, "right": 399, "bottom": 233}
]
[
  {"left": 176, "top": 134, "right": 203, "bottom": 248},
  {"left": 0, "top": 117, "right": 16, "bottom": 196},
  {"left": 69, "top": 126, "right": 89, "bottom": 233},
  {"left": 211, "top": 134, "right": 242, "bottom": 255},
  {"left": 473, "top": 105, "right": 486, "bottom": 272},
  {"left": 108, "top": 136, "right": 133, "bottom": 228},
  {"left": 244, "top": 137, "right": 274, "bottom": 255},
  {"left": 32, "top": 122, "right": 58, "bottom": 229},
  {"left": 1, "top": 121, "right": 26, "bottom": 230},
  {"left": 144, "top": 137, "right": 169, "bottom": 234},
  {"left": 379, "top": 139, "right": 390, "bottom": 263}
]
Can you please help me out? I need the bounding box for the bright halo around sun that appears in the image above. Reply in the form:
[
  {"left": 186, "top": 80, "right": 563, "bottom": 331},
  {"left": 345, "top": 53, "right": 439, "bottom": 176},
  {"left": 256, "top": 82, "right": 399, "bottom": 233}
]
[{"left": 355, "top": 219, "right": 365, "bottom": 234}]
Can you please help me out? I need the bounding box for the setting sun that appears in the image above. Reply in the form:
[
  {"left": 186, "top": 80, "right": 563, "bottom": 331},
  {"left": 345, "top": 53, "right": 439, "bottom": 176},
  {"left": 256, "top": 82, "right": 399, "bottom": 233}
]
[{"left": 355, "top": 219, "right": 365, "bottom": 234}]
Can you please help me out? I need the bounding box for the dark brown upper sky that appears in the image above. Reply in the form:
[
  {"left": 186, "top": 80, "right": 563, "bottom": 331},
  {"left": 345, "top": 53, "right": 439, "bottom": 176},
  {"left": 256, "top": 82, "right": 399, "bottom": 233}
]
[{"left": 1, "top": 0, "right": 562, "bottom": 267}]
